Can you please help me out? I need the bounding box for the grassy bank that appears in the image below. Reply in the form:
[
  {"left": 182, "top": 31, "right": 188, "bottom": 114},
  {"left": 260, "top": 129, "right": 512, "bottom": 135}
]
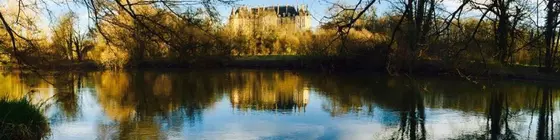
[
  {"left": 2, "top": 55, "right": 560, "bottom": 82},
  {"left": 458, "top": 63, "right": 560, "bottom": 82},
  {"left": 0, "top": 99, "right": 50, "bottom": 140},
  {"left": 0, "top": 60, "right": 100, "bottom": 71},
  {"left": 223, "top": 55, "right": 385, "bottom": 71},
  {"left": 225, "top": 56, "right": 560, "bottom": 82}
]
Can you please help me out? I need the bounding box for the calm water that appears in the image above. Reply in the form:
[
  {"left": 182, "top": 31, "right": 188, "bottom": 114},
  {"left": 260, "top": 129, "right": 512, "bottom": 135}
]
[{"left": 1, "top": 70, "right": 560, "bottom": 140}]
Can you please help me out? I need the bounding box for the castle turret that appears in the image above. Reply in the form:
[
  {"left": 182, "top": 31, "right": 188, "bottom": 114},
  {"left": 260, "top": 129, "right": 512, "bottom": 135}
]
[
  {"left": 286, "top": 4, "right": 289, "bottom": 17},
  {"left": 276, "top": 5, "right": 279, "bottom": 15}
]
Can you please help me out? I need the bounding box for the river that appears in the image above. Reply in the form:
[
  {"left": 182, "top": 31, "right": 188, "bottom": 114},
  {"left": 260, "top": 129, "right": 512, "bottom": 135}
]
[{"left": 0, "top": 69, "right": 558, "bottom": 139}]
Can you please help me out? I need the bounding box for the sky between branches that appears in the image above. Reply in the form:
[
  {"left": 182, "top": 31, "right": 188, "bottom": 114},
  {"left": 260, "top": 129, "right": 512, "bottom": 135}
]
[{"left": 0, "top": 0, "right": 483, "bottom": 36}]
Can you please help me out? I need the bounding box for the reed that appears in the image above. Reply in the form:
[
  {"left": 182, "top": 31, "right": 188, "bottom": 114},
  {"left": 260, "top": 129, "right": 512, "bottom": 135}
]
[{"left": 0, "top": 98, "right": 50, "bottom": 140}]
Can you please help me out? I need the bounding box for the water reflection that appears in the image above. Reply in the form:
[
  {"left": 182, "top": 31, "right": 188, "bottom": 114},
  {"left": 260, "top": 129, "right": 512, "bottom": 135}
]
[
  {"left": 228, "top": 71, "right": 308, "bottom": 113},
  {"left": 394, "top": 85, "right": 426, "bottom": 140},
  {"left": 487, "top": 90, "right": 514, "bottom": 140},
  {"left": 2, "top": 70, "right": 560, "bottom": 139},
  {"left": 51, "top": 72, "right": 83, "bottom": 121},
  {"left": 536, "top": 86, "right": 554, "bottom": 140}
]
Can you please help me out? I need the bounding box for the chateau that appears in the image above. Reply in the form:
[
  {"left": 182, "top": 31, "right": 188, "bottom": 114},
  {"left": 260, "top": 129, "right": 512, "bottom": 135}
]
[{"left": 228, "top": 5, "right": 312, "bottom": 31}]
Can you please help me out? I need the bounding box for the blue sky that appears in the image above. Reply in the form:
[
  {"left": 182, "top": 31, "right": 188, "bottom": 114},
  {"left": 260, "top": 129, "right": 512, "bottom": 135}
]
[
  {"left": 2, "top": 0, "right": 463, "bottom": 33},
  {"left": 26, "top": 0, "right": 392, "bottom": 31},
  {"left": 216, "top": 0, "right": 392, "bottom": 28}
]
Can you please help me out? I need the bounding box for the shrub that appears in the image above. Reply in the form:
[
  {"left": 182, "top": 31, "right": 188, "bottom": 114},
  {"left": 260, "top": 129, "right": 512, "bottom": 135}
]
[{"left": 0, "top": 99, "right": 50, "bottom": 140}]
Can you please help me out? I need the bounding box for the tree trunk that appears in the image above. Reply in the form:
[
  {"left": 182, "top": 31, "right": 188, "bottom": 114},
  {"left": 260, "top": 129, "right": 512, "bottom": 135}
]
[
  {"left": 497, "top": 13, "right": 510, "bottom": 64},
  {"left": 76, "top": 42, "right": 83, "bottom": 62},
  {"left": 543, "top": 0, "right": 556, "bottom": 72}
]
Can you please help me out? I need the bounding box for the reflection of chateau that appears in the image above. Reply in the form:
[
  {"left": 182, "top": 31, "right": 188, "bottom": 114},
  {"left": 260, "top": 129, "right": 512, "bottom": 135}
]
[
  {"left": 230, "top": 88, "right": 309, "bottom": 112},
  {"left": 228, "top": 5, "right": 312, "bottom": 31}
]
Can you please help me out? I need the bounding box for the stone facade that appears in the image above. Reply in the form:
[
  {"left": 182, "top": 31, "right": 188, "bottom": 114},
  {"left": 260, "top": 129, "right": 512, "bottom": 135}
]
[{"left": 228, "top": 5, "right": 311, "bottom": 32}]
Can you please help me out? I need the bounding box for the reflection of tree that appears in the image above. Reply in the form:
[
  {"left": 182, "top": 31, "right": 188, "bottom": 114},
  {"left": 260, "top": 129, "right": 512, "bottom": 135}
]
[
  {"left": 485, "top": 90, "right": 520, "bottom": 140},
  {"left": 166, "top": 71, "right": 225, "bottom": 125},
  {"left": 94, "top": 71, "right": 223, "bottom": 122},
  {"left": 95, "top": 119, "right": 163, "bottom": 140},
  {"left": 390, "top": 83, "right": 426, "bottom": 140},
  {"left": 95, "top": 71, "right": 135, "bottom": 121},
  {"left": 0, "top": 72, "right": 27, "bottom": 100},
  {"left": 452, "top": 90, "right": 520, "bottom": 140},
  {"left": 51, "top": 72, "right": 83, "bottom": 121},
  {"left": 488, "top": 91, "right": 507, "bottom": 139},
  {"left": 0, "top": 71, "right": 90, "bottom": 123},
  {"left": 307, "top": 74, "right": 381, "bottom": 117},
  {"left": 536, "top": 86, "right": 554, "bottom": 140},
  {"left": 116, "top": 118, "right": 163, "bottom": 139},
  {"left": 3, "top": 70, "right": 557, "bottom": 139},
  {"left": 304, "top": 74, "right": 560, "bottom": 140},
  {"left": 94, "top": 70, "right": 226, "bottom": 138}
]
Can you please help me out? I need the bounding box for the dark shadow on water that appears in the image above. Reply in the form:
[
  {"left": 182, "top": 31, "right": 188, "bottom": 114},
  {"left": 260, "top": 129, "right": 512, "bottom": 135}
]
[
  {"left": 391, "top": 83, "right": 427, "bottom": 140},
  {"left": 51, "top": 72, "right": 82, "bottom": 121},
  {"left": 357, "top": 77, "right": 428, "bottom": 140},
  {"left": 487, "top": 90, "right": 516, "bottom": 140},
  {"left": 536, "top": 86, "right": 554, "bottom": 140},
  {"left": 5, "top": 70, "right": 560, "bottom": 139}
]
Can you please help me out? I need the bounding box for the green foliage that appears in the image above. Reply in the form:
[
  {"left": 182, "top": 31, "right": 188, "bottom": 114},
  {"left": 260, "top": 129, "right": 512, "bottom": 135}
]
[{"left": 0, "top": 98, "right": 50, "bottom": 140}]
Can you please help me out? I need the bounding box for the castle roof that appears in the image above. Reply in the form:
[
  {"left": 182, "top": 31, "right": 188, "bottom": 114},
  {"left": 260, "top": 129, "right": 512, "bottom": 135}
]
[{"left": 232, "top": 5, "right": 309, "bottom": 17}]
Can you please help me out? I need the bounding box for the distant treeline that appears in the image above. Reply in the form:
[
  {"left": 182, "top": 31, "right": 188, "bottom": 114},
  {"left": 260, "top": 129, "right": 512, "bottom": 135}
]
[{"left": 0, "top": 0, "right": 559, "bottom": 73}]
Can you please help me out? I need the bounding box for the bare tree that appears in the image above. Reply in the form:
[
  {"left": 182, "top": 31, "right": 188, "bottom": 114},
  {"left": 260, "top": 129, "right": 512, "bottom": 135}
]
[
  {"left": 469, "top": 0, "right": 530, "bottom": 64},
  {"left": 380, "top": 0, "right": 441, "bottom": 73},
  {"left": 1, "top": 0, "right": 239, "bottom": 65},
  {"left": 543, "top": 0, "right": 559, "bottom": 72}
]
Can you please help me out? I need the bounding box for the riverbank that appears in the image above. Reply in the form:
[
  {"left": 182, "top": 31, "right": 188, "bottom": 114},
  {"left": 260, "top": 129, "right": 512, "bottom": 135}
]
[
  {"left": 2, "top": 55, "right": 559, "bottom": 82},
  {"left": 0, "top": 60, "right": 100, "bottom": 71},
  {"left": 126, "top": 56, "right": 560, "bottom": 82},
  {"left": 459, "top": 64, "right": 560, "bottom": 82}
]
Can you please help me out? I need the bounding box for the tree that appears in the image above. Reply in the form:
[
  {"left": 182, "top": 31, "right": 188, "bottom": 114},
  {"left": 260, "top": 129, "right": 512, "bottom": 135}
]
[
  {"left": 51, "top": 12, "right": 77, "bottom": 61},
  {"left": 73, "top": 29, "right": 95, "bottom": 62},
  {"left": 394, "top": 0, "right": 439, "bottom": 67},
  {"left": 470, "top": 0, "right": 529, "bottom": 64},
  {"left": 322, "top": 0, "right": 377, "bottom": 54},
  {"left": 543, "top": 0, "right": 559, "bottom": 72},
  {"left": 51, "top": 12, "right": 94, "bottom": 62}
]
